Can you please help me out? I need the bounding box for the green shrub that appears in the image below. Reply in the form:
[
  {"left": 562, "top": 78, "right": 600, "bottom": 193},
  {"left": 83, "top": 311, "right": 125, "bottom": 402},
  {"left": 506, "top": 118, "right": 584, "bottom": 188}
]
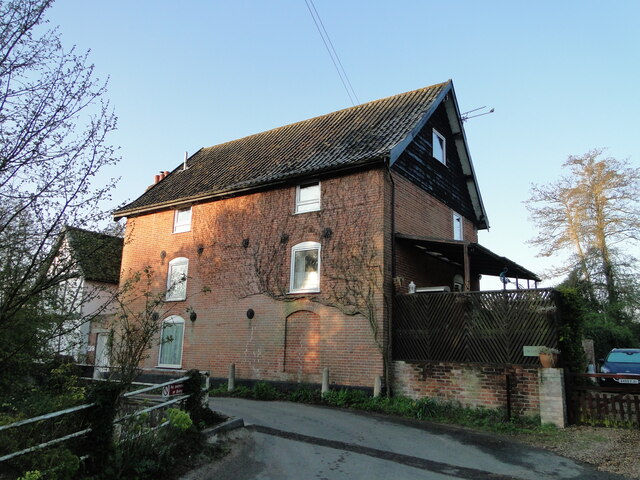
[
  {"left": 322, "top": 389, "right": 368, "bottom": 408},
  {"left": 166, "top": 408, "right": 192, "bottom": 431},
  {"left": 11, "top": 447, "right": 80, "bottom": 480},
  {"left": 557, "top": 287, "right": 587, "bottom": 372},
  {"left": 287, "top": 387, "right": 321, "bottom": 404},
  {"left": 252, "top": 382, "right": 282, "bottom": 400},
  {"left": 17, "top": 471, "right": 43, "bottom": 480}
]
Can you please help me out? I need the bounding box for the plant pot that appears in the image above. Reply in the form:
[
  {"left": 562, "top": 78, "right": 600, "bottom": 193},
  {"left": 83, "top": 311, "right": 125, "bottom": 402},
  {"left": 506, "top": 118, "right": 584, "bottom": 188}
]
[{"left": 539, "top": 353, "right": 557, "bottom": 368}]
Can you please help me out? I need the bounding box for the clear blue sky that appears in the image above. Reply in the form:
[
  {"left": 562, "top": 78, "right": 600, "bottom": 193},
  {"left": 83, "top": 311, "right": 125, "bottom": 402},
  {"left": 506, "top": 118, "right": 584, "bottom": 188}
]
[{"left": 48, "top": 0, "right": 640, "bottom": 289}]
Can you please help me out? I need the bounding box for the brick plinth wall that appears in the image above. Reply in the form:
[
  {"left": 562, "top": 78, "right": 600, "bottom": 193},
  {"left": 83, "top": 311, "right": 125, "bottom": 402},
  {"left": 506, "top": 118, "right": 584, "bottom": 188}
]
[{"left": 392, "top": 360, "right": 540, "bottom": 416}]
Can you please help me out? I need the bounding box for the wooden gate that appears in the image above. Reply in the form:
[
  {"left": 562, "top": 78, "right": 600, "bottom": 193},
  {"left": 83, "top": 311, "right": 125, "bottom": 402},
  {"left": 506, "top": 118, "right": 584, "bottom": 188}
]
[{"left": 566, "top": 372, "right": 640, "bottom": 427}]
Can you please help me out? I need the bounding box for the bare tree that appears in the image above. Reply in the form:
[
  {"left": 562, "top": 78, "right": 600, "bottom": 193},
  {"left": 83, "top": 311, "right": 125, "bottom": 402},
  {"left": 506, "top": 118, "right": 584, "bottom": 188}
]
[
  {"left": 0, "top": 0, "right": 119, "bottom": 373},
  {"left": 527, "top": 149, "right": 640, "bottom": 307}
]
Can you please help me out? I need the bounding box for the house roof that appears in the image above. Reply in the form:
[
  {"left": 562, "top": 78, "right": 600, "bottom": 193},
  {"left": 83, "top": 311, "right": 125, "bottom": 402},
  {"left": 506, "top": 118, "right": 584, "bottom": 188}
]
[
  {"left": 64, "top": 227, "right": 123, "bottom": 284},
  {"left": 115, "top": 80, "right": 484, "bottom": 219}
]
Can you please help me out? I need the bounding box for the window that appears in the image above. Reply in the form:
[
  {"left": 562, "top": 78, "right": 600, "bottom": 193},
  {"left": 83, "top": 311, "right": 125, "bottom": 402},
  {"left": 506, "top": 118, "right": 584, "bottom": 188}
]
[
  {"left": 290, "top": 242, "right": 321, "bottom": 293},
  {"left": 166, "top": 257, "right": 188, "bottom": 301},
  {"left": 158, "top": 315, "right": 184, "bottom": 368},
  {"left": 173, "top": 207, "right": 192, "bottom": 233},
  {"left": 453, "top": 212, "right": 463, "bottom": 241},
  {"left": 295, "top": 182, "right": 321, "bottom": 213},
  {"left": 432, "top": 129, "right": 446, "bottom": 164}
]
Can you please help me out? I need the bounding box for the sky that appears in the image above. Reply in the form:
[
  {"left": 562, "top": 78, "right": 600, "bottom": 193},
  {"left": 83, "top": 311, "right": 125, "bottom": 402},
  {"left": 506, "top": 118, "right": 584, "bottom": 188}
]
[{"left": 46, "top": 0, "right": 640, "bottom": 290}]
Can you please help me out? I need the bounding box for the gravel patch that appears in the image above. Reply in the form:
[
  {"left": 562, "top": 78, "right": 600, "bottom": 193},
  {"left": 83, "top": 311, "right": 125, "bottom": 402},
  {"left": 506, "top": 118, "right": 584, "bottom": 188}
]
[{"left": 514, "top": 426, "right": 640, "bottom": 479}]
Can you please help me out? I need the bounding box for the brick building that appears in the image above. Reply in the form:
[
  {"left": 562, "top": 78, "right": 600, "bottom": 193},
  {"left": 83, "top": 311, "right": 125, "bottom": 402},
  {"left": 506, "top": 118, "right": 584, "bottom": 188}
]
[{"left": 113, "top": 80, "right": 539, "bottom": 389}]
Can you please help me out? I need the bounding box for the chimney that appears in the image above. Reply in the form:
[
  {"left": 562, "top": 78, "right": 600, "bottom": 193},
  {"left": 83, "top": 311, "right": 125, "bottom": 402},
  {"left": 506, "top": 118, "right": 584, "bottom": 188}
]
[
  {"left": 154, "top": 174, "right": 160, "bottom": 184},
  {"left": 183, "top": 152, "right": 188, "bottom": 171}
]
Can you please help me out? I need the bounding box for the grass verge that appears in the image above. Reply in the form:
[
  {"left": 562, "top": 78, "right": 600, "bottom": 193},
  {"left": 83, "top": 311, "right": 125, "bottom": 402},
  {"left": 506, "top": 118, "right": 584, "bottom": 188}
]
[{"left": 210, "top": 382, "right": 555, "bottom": 435}]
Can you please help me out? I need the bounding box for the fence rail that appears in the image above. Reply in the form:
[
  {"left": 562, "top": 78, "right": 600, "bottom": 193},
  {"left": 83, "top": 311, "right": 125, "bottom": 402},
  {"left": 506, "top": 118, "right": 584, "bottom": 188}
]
[
  {"left": 393, "top": 288, "right": 559, "bottom": 365},
  {"left": 0, "top": 373, "right": 204, "bottom": 464}
]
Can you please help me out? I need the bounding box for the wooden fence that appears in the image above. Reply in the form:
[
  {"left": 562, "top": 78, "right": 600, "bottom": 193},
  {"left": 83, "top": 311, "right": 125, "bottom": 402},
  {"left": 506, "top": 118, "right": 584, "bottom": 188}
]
[
  {"left": 393, "top": 289, "right": 559, "bottom": 365},
  {"left": 566, "top": 373, "right": 640, "bottom": 427},
  {"left": 0, "top": 373, "right": 207, "bottom": 467}
]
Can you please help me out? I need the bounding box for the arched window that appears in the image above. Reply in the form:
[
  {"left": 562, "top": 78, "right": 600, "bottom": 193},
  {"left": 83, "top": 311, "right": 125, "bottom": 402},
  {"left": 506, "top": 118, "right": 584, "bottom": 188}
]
[
  {"left": 166, "top": 257, "right": 188, "bottom": 301},
  {"left": 289, "top": 242, "right": 321, "bottom": 293},
  {"left": 158, "top": 315, "right": 185, "bottom": 368}
]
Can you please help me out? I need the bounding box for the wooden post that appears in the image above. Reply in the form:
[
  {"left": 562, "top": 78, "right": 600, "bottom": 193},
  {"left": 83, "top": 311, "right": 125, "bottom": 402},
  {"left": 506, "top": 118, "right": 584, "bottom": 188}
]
[
  {"left": 463, "top": 243, "right": 471, "bottom": 291},
  {"left": 228, "top": 364, "right": 235, "bottom": 392},
  {"left": 373, "top": 376, "right": 382, "bottom": 397},
  {"left": 321, "top": 368, "right": 329, "bottom": 396},
  {"left": 203, "top": 371, "right": 210, "bottom": 406}
]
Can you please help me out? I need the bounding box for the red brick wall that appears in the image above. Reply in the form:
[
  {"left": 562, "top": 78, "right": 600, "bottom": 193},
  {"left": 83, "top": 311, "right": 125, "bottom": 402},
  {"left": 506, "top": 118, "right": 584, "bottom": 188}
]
[
  {"left": 119, "top": 169, "right": 387, "bottom": 387},
  {"left": 392, "top": 360, "right": 540, "bottom": 416}
]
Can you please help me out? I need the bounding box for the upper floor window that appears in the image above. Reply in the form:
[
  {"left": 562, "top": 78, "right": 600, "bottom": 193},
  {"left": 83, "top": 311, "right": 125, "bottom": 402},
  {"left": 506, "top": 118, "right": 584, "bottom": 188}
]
[
  {"left": 295, "top": 182, "right": 321, "bottom": 214},
  {"left": 166, "top": 257, "right": 188, "bottom": 301},
  {"left": 432, "top": 129, "right": 446, "bottom": 165},
  {"left": 453, "top": 212, "right": 463, "bottom": 241},
  {"left": 158, "top": 315, "right": 184, "bottom": 368},
  {"left": 173, "top": 207, "right": 192, "bottom": 233},
  {"left": 290, "top": 242, "right": 321, "bottom": 293}
]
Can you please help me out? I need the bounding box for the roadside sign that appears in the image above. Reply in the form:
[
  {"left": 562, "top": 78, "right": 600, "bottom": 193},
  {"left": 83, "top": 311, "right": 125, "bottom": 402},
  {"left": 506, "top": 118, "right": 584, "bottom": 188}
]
[
  {"left": 162, "top": 383, "right": 184, "bottom": 397},
  {"left": 523, "top": 346, "right": 543, "bottom": 357}
]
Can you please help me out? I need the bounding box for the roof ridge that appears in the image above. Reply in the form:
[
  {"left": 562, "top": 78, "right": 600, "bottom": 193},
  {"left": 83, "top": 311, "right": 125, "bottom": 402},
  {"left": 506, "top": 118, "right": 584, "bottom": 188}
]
[
  {"left": 199, "top": 81, "right": 451, "bottom": 154},
  {"left": 65, "top": 225, "right": 122, "bottom": 241}
]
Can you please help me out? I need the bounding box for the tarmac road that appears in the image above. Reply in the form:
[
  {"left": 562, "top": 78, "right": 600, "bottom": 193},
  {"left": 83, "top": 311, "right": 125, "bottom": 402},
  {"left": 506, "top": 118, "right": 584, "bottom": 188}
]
[{"left": 182, "top": 397, "right": 624, "bottom": 480}]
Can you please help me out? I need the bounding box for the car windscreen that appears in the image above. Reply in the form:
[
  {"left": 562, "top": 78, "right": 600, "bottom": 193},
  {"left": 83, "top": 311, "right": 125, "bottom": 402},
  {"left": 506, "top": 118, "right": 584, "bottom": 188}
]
[{"left": 607, "top": 351, "right": 640, "bottom": 363}]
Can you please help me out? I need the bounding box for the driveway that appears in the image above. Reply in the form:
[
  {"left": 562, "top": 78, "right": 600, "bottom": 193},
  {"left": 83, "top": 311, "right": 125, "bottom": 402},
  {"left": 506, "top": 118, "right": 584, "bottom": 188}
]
[{"left": 186, "top": 397, "right": 624, "bottom": 480}]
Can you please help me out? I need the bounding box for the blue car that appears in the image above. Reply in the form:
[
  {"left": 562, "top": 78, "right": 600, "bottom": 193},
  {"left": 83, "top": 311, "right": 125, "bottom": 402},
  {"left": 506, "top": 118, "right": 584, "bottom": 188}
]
[{"left": 600, "top": 349, "right": 640, "bottom": 386}]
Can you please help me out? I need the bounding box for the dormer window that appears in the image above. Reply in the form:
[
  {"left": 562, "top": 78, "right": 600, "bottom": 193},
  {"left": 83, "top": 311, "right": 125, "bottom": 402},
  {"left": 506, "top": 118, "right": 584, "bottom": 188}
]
[
  {"left": 295, "top": 182, "right": 321, "bottom": 214},
  {"left": 432, "top": 129, "right": 446, "bottom": 165},
  {"left": 173, "top": 207, "right": 192, "bottom": 233}
]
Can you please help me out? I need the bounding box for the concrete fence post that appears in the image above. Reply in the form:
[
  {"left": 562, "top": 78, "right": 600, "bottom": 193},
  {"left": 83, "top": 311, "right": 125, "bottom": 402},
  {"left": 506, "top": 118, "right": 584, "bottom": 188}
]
[
  {"left": 373, "top": 376, "right": 382, "bottom": 397},
  {"left": 538, "top": 367, "right": 567, "bottom": 428},
  {"left": 228, "top": 364, "right": 236, "bottom": 392},
  {"left": 321, "top": 368, "right": 330, "bottom": 396}
]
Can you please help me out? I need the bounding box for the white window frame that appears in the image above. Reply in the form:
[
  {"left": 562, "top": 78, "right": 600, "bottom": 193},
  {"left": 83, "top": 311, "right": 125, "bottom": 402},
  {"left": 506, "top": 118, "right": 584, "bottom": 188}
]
[
  {"left": 158, "top": 315, "right": 184, "bottom": 368},
  {"left": 432, "top": 129, "right": 446, "bottom": 165},
  {"left": 289, "top": 241, "right": 321, "bottom": 293},
  {"left": 166, "top": 257, "right": 188, "bottom": 301},
  {"left": 173, "top": 207, "right": 192, "bottom": 233},
  {"left": 453, "top": 212, "right": 463, "bottom": 241},
  {"left": 295, "top": 182, "right": 321, "bottom": 214}
]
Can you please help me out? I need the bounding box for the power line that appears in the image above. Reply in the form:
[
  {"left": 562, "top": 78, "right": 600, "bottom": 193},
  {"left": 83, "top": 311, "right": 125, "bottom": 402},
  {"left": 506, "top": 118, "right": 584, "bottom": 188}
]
[{"left": 304, "top": 0, "right": 359, "bottom": 106}]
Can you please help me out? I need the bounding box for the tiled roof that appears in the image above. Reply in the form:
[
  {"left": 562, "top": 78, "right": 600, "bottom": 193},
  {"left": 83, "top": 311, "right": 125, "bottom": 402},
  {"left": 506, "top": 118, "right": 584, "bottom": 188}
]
[
  {"left": 65, "top": 227, "right": 123, "bottom": 284},
  {"left": 114, "top": 81, "right": 451, "bottom": 217}
]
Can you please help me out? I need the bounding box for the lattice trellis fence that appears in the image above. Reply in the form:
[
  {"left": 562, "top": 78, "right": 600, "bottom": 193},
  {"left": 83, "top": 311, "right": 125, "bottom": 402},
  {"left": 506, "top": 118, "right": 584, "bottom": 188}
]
[{"left": 392, "top": 289, "right": 559, "bottom": 365}]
